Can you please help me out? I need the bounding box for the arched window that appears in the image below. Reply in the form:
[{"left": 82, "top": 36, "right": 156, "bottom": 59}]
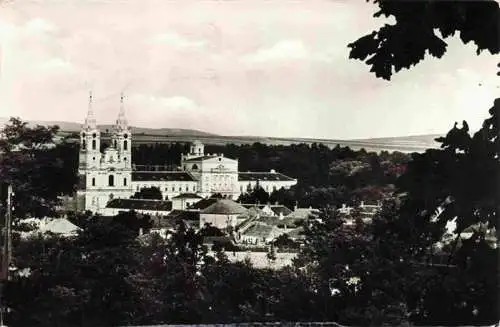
[
  {"left": 92, "top": 178, "right": 95, "bottom": 186},
  {"left": 114, "top": 140, "right": 117, "bottom": 148},
  {"left": 108, "top": 175, "right": 114, "bottom": 187},
  {"left": 123, "top": 177, "right": 127, "bottom": 186},
  {"left": 192, "top": 164, "right": 198, "bottom": 170},
  {"left": 123, "top": 140, "right": 128, "bottom": 151},
  {"left": 92, "top": 140, "right": 96, "bottom": 150},
  {"left": 82, "top": 140, "right": 86, "bottom": 149}
]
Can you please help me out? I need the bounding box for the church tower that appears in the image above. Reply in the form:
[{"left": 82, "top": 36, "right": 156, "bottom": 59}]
[
  {"left": 110, "top": 92, "right": 132, "bottom": 169},
  {"left": 78, "top": 91, "right": 101, "bottom": 175}
]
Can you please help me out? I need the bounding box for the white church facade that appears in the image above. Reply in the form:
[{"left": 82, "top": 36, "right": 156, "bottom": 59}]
[{"left": 77, "top": 94, "right": 297, "bottom": 214}]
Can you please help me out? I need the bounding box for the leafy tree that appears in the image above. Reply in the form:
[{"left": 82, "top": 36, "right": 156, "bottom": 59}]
[
  {"left": 237, "top": 184, "right": 270, "bottom": 204},
  {"left": 386, "top": 99, "right": 500, "bottom": 324},
  {"left": 0, "top": 117, "right": 75, "bottom": 218},
  {"left": 295, "top": 207, "right": 411, "bottom": 325},
  {"left": 349, "top": 1, "right": 499, "bottom": 80},
  {"left": 113, "top": 210, "right": 153, "bottom": 236},
  {"left": 272, "top": 233, "right": 300, "bottom": 251},
  {"left": 6, "top": 217, "right": 146, "bottom": 326},
  {"left": 131, "top": 186, "right": 163, "bottom": 200}
]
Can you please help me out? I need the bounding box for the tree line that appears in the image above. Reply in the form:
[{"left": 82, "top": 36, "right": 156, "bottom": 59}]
[{"left": 0, "top": 98, "right": 498, "bottom": 326}]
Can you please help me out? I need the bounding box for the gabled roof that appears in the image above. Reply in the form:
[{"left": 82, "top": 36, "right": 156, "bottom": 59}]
[
  {"left": 242, "top": 223, "right": 276, "bottom": 238},
  {"left": 189, "top": 198, "right": 219, "bottom": 210},
  {"left": 172, "top": 193, "right": 203, "bottom": 199},
  {"left": 39, "top": 218, "right": 81, "bottom": 235},
  {"left": 184, "top": 155, "right": 236, "bottom": 163},
  {"left": 106, "top": 198, "right": 173, "bottom": 211},
  {"left": 287, "top": 208, "right": 320, "bottom": 220},
  {"left": 238, "top": 172, "right": 296, "bottom": 182},
  {"left": 270, "top": 205, "right": 293, "bottom": 216},
  {"left": 246, "top": 206, "right": 264, "bottom": 217},
  {"left": 201, "top": 199, "right": 248, "bottom": 215},
  {"left": 256, "top": 215, "right": 299, "bottom": 227},
  {"left": 132, "top": 171, "right": 196, "bottom": 182}
]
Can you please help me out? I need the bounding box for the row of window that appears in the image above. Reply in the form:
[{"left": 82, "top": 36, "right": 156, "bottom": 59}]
[
  {"left": 135, "top": 184, "right": 197, "bottom": 193},
  {"left": 90, "top": 175, "right": 127, "bottom": 187},
  {"left": 240, "top": 183, "right": 278, "bottom": 192},
  {"left": 82, "top": 140, "right": 129, "bottom": 151}
]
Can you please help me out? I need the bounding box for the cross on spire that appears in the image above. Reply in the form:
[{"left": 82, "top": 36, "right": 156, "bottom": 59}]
[
  {"left": 115, "top": 91, "right": 129, "bottom": 131},
  {"left": 84, "top": 90, "right": 97, "bottom": 129}
]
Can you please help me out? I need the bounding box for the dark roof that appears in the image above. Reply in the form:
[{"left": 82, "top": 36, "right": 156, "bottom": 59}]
[
  {"left": 201, "top": 199, "right": 248, "bottom": 215},
  {"left": 257, "top": 216, "right": 299, "bottom": 227},
  {"left": 270, "top": 205, "right": 293, "bottom": 216},
  {"left": 132, "top": 171, "right": 196, "bottom": 182},
  {"left": 243, "top": 223, "right": 275, "bottom": 238},
  {"left": 189, "top": 198, "right": 219, "bottom": 210},
  {"left": 184, "top": 155, "right": 220, "bottom": 162},
  {"left": 172, "top": 193, "right": 203, "bottom": 199},
  {"left": 106, "top": 199, "right": 173, "bottom": 211},
  {"left": 238, "top": 172, "right": 296, "bottom": 182},
  {"left": 242, "top": 204, "right": 266, "bottom": 209}
]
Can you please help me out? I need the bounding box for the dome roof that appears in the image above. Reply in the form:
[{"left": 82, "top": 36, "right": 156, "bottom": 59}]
[{"left": 201, "top": 199, "right": 248, "bottom": 215}]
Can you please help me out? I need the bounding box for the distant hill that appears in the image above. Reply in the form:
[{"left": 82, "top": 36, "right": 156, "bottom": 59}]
[
  {"left": 0, "top": 118, "right": 441, "bottom": 153},
  {"left": 0, "top": 118, "right": 217, "bottom": 137}
]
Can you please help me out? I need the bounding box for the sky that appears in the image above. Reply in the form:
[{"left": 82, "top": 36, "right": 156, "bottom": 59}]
[{"left": 0, "top": 0, "right": 498, "bottom": 140}]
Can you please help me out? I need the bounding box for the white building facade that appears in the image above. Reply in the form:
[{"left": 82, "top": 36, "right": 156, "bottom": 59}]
[{"left": 77, "top": 94, "right": 297, "bottom": 214}]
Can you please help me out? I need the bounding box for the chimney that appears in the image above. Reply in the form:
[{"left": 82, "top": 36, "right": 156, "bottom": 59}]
[
  {"left": 360, "top": 201, "right": 365, "bottom": 208},
  {"left": 139, "top": 228, "right": 144, "bottom": 236},
  {"left": 274, "top": 201, "right": 278, "bottom": 206}
]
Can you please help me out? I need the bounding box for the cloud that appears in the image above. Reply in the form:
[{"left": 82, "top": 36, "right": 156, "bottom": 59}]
[
  {"left": 37, "top": 57, "right": 75, "bottom": 73},
  {"left": 149, "top": 32, "right": 206, "bottom": 48},
  {"left": 240, "top": 40, "right": 334, "bottom": 64},
  {"left": 241, "top": 40, "right": 309, "bottom": 63},
  {"left": 132, "top": 94, "right": 199, "bottom": 111},
  {"left": 24, "top": 18, "right": 56, "bottom": 35}
]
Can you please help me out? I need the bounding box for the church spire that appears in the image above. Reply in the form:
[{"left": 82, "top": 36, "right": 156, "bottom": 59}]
[
  {"left": 83, "top": 91, "right": 97, "bottom": 129},
  {"left": 115, "top": 91, "right": 128, "bottom": 131}
]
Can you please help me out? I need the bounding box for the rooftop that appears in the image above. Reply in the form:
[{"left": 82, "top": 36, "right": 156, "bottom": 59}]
[
  {"left": 287, "top": 208, "right": 320, "bottom": 220},
  {"left": 172, "top": 193, "right": 203, "bottom": 199},
  {"left": 242, "top": 223, "right": 275, "bottom": 238},
  {"left": 183, "top": 155, "right": 227, "bottom": 162},
  {"left": 106, "top": 198, "right": 173, "bottom": 211},
  {"left": 238, "top": 172, "right": 296, "bottom": 182},
  {"left": 270, "top": 205, "right": 293, "bottom": 216},
  {"left": 201, "top": 199, "right": 248, "bottom": 215},
  {"left": 132, "top": 171, "right": 196, "bottom": 182},
  {"left": 189, "top": 198, "right": 219, "bottom": 210}
]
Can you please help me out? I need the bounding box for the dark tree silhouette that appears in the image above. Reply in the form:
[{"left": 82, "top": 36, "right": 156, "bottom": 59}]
[
  {"left": 0, "top": 117, "right": 75, "bottom": 218},
  {"left": 131, "top": 186, "right": 163, "bottom": 200},
  {"left": 349, "top": 1, "right": 499, "bottom": 80}
]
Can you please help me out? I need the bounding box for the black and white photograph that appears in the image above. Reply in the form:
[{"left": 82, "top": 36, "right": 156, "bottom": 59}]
[{"left": 0, "top": 0, "right": 498, "bottom": 326}]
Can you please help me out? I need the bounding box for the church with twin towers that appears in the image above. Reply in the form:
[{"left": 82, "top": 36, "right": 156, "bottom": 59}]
[{"left": 76, "top": 93, "right": 297, "bottom": 214}]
